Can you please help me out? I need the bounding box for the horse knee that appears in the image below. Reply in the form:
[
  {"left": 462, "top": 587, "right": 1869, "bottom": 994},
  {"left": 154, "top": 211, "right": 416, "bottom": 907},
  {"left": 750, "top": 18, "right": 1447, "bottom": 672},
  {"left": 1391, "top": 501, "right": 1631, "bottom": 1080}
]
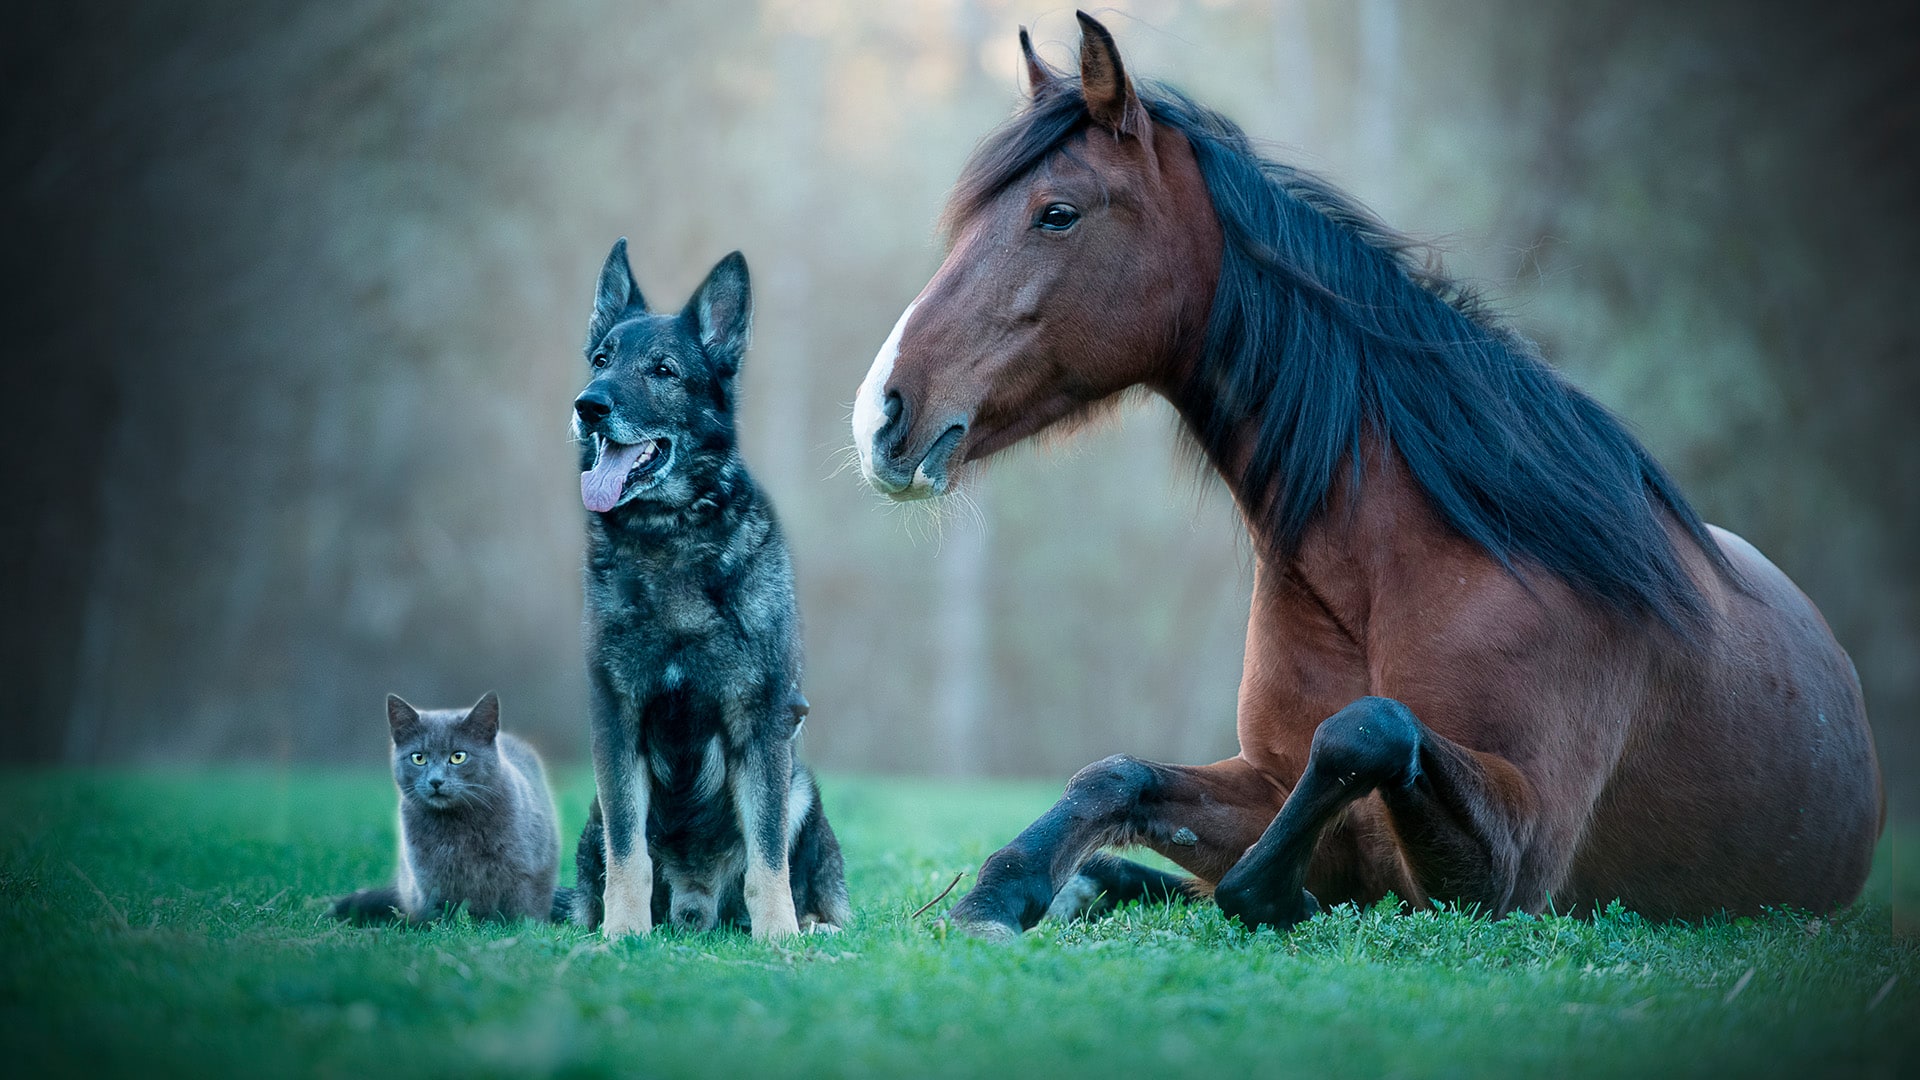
[
  {"left": 1310, "top": 697, "right": 1422, "bottom": 790},
  {"left": 1065, "top": 754, "right": 1156, "bottom": 807}
]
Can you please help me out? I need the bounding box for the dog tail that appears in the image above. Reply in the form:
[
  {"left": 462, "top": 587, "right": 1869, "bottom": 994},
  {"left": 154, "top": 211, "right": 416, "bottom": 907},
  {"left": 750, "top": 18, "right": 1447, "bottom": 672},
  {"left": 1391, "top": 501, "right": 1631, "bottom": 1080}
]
[
  {"left": 331, "top": 886, "right": 404, "bottom": 924},
  {"left": 788, "top": 765, "right": 852, "bottom": 930}
]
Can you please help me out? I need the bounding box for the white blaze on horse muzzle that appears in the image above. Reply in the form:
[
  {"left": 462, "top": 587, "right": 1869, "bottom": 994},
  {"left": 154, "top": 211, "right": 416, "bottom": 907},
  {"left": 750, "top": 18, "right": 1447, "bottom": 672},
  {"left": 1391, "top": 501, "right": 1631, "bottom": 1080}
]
[{"left": 853, "top": 298, "right": 944, "bottom": 500}]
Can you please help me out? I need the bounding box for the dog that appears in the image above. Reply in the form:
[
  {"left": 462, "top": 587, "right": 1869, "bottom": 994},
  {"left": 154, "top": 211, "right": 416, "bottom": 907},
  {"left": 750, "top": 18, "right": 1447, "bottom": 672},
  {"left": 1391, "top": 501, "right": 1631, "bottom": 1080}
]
[{"left": 552, "top": 239, "right": 849, "bottom": 940}]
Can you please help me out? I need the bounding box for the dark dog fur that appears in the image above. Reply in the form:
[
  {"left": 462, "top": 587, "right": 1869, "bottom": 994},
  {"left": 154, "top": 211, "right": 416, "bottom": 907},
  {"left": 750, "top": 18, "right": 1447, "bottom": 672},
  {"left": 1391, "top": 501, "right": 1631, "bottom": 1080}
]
[{"left": 553, "top": 240, "right": 849, "bottom": 938}]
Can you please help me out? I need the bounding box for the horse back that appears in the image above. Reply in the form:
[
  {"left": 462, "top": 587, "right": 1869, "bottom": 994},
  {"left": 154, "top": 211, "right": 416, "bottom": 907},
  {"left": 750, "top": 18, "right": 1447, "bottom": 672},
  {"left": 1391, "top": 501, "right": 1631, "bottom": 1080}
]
[{"left": 1563, "top": 522, "right": 1883, "bottom": 916}]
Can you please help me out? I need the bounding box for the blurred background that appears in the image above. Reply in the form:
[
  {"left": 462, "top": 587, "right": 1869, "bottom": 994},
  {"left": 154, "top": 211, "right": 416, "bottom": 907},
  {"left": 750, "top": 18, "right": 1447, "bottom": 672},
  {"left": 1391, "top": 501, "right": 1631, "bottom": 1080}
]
[{"left": 3, "top": 0, "right": 1914, "bottom": 804}]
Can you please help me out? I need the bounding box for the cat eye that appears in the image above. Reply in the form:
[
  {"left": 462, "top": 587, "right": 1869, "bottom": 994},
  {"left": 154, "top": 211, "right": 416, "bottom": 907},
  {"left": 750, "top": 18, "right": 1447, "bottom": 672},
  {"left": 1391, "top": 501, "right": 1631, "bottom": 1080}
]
[
  {"left": 449, "top": 751, "right": 468, "bottom": 765},
  {"left": 409, "top": 752, "right": 427, "bottom": 766}
]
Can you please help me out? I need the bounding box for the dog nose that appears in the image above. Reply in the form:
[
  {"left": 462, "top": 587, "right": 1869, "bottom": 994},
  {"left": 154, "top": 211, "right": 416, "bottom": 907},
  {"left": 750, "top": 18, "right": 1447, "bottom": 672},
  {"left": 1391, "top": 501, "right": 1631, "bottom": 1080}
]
[{"left": 574, "top": 389, "right": 613, "bottom": 425}]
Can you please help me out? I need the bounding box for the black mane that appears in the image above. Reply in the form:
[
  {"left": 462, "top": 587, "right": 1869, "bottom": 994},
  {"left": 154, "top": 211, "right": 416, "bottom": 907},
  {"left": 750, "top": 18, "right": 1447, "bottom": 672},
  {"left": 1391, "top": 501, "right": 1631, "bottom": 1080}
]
[{"left": 952, "top": 81, "right": 1733, "bottom": 628}]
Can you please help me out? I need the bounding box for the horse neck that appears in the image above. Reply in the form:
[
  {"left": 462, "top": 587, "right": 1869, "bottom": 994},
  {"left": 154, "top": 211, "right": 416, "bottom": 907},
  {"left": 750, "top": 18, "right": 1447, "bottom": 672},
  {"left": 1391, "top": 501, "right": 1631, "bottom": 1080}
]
[{"left": 1162, "top": 382, "right": 1437, "bottom": 639}]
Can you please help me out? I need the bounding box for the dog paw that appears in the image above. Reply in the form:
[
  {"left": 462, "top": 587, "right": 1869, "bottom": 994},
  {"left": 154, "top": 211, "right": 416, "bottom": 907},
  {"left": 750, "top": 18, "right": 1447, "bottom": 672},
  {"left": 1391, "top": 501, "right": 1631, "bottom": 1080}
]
[
  {"left": 750, "top": 908, "right": 802, "bottom": 941},
  {"left": 600, "top": 899, "right": 653, "bottom": 941},
  {"left": 600, "top": 919, "right": 652, "bottom": 941}
]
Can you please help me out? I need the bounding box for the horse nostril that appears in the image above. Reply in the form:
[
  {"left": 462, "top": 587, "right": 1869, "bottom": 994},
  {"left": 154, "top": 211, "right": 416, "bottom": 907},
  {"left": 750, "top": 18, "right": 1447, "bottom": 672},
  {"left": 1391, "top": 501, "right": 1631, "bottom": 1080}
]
[
  {"left": 878, "top": 390, "right": 907, "bottom": 450},
  {"left": 574, "top": 390, "right": 613, "bottom": 424}
]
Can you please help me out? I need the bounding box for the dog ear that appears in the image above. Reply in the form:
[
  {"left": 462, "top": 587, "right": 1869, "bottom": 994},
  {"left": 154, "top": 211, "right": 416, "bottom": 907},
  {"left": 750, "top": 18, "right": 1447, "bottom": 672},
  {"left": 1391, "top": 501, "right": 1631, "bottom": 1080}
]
[
  {"left": 587, "top": 238, "right": 646, "bottom": 352},
  {"left": 387, "top": 695, "right": 420, "bottom": 741},
  {"left": 685, "top": 251, "right": 752, "bottom": 373},
  {"left": 462, "top": 692, "right": 500, "bottom": 743},
  {"left": 1076, "top": 11, "right": 1148, "bottom": 141}
]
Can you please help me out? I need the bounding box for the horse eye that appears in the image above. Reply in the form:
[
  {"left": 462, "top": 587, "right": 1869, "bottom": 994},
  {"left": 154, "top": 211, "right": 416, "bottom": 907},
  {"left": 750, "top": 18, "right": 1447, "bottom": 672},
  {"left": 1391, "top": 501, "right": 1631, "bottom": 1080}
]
[
  {"left": 1037, "top": 203, "right": 1079, "bottom": 231},
  {"left": 450, "top": 751, "right": 467, "bottom": 765},
  {"left": 591, "top": 353, "right": 610, "bottom": 369},
  {"left": 410, "top": 752, "right": 427, "bottom": 766}
]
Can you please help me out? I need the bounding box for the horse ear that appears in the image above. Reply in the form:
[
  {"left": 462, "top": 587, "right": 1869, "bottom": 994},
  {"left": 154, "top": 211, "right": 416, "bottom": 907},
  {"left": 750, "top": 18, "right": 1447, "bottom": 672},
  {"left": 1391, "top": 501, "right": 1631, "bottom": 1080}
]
[
  {"left": 588, "top": 238, "right": 645, "bottom": 351},
  {"left": 1019, "top": 26, "right": 1059, "bottom": 99},
  {"left": 1075, "top": 11, "right": 1147, "bottom": 138},
  {"left": 387, "top": 695, "right": 420, "bottom": 740},
  {"left": 685, "top": 251, "right": 752, "bottom": 373},
  {"left": 462, "top": 692, "right": 500, "bottom": 742}
]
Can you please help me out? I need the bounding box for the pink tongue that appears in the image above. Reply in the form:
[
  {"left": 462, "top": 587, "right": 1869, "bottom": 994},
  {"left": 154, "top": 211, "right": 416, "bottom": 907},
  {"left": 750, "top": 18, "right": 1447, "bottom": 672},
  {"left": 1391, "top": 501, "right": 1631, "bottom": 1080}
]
[{"left": 581, "top": 440, "right": 648, "bottom": 513}]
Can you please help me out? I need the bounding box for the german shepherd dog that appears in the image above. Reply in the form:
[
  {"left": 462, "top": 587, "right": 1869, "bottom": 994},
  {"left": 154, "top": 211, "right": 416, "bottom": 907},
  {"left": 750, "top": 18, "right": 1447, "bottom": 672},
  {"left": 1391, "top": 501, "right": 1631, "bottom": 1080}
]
[{"left": 553, "top": 240, "right": 849, "bottom": 940}]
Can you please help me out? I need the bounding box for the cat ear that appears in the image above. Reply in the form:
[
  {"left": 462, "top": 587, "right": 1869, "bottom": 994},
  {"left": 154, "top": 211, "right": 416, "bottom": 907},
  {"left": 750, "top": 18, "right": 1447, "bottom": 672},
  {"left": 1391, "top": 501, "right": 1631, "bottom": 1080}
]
[
  {"left": 463, "top": 691, "right": 501, "bottom": 742},
  {"left": 387, "top": 694, "right": 420, "bottom": 740}
]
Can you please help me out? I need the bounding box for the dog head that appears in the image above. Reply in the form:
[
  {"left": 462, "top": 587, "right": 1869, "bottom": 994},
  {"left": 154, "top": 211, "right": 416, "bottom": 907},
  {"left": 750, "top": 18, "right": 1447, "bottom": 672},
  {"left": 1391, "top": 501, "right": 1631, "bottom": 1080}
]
[{"left": 574, "top": 240, "right": 752, "bottom": 514}]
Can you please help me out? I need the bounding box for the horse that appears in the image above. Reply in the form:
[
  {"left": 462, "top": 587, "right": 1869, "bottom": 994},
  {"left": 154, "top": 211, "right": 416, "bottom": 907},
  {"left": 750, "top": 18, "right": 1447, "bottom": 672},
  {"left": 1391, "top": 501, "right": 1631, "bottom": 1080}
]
[{"left": 849, "top": 12, "right": 1883, "bottom": 938}]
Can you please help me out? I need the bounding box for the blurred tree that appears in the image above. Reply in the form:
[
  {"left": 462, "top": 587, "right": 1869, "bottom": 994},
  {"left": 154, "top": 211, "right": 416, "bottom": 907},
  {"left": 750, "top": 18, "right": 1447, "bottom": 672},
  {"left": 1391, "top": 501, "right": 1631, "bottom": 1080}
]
[{"left": 1, "top": 0, "right": 1911, "bottom": 801}]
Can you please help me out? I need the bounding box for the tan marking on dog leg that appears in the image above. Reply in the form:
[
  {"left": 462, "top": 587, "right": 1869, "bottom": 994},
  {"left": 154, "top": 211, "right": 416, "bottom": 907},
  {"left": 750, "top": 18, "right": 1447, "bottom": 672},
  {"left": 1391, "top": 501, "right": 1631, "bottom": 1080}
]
[
  {"left": 744, "top": 860, "right": 800, "bottom": 941},
  {"left": 602, "top": 849, "right": 654, "bottom": 939},
  {"left": 733, "top": 762, "right": 800, "bottom": 941},
  {"left": 601, "top": 773, "right": 653, "bottom": 939}
]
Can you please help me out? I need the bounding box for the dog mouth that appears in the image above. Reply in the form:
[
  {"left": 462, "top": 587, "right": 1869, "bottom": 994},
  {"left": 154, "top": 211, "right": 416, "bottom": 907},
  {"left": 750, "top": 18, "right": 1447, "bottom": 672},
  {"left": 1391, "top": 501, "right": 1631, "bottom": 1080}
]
[{"left": 581, "top": 434, "right": 674, "bottom": 513}]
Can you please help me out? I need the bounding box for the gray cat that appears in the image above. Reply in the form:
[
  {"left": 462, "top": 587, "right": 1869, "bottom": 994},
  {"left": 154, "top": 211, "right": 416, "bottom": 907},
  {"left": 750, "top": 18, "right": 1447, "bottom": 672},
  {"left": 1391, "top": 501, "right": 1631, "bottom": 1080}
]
[{"left": 331, "top": 692, "right": 561, "bottom": 924}]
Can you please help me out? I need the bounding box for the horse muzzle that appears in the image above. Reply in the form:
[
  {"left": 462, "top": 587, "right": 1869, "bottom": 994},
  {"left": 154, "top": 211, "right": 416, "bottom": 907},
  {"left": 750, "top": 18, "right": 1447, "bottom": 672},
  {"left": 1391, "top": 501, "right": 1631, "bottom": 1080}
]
[{"left": 863, "top": 412, "right": 966, "bottom": 501}]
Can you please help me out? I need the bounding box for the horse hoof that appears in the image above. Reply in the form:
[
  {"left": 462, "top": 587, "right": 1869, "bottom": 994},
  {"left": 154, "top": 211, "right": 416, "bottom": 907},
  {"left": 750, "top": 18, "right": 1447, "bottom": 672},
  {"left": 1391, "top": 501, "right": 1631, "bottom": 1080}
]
[
  {"left": 948, "top": 915, "right": 1021, "bottom": 942},
  {"left": 1215, "top": 879, "right": 1321, "bottom": 932}
]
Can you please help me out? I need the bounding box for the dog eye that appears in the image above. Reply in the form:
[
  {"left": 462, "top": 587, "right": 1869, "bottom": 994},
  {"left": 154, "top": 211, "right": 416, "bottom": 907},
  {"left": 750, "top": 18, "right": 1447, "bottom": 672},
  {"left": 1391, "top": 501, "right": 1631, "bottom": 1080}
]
[
  {"left": 449, "top": 751, "right": 467, "bottom": 765},
  {"left": 651, "top": 360, "right": 676, "bottom": 378},
  {"left": 410, "top": 752, "right": 427, "bottom": 766},
  {"left": 591, "top": 353, "right": 610, "bottom": 369},
  {"left": 1036, "top": 203, "right": 1079, "bottom": 231}
]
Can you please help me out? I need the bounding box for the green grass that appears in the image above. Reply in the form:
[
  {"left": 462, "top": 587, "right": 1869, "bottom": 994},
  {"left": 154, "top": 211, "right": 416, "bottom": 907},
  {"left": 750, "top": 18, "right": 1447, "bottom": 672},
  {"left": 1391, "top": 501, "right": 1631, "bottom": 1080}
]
[{"left": 1, "top": 768, "right": 1914, "bottom": 1078}]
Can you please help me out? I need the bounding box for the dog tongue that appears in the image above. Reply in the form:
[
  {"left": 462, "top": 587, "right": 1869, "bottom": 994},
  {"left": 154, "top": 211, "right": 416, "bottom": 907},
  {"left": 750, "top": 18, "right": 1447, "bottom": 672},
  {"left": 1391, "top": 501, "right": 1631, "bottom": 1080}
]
[{"left": 582, "top": 439, "right": 647, "bottom": 513}]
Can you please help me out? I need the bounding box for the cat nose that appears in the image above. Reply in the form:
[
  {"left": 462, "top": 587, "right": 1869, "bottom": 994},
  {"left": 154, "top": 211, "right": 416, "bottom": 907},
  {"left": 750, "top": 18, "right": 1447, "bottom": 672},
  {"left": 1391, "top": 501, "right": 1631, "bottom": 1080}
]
[{"left": 429, "top": 778, "right": 443, "bottom": 790}]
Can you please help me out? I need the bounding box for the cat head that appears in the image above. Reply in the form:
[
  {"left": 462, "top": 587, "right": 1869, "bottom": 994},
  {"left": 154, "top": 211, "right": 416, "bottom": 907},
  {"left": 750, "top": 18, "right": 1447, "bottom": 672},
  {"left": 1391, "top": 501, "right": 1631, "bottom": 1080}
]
[{"left": 386, "top": 692, "right": 504, "bottom": 812}]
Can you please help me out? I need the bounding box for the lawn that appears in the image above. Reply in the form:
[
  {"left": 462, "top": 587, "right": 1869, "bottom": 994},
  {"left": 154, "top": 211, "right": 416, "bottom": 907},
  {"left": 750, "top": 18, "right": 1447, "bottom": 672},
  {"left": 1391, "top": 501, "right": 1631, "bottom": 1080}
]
[{"left": 1, "top": 768, "right": 1913, "bottom": 1078}]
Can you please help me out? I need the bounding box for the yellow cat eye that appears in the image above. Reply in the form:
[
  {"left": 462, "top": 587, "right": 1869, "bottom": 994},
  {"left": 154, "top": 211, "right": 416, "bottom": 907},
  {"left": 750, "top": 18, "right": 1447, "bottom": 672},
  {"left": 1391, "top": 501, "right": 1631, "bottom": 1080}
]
[
  {"left": 449, "top": 751, "right": 468, "bottom": 765},
  {"left": 409, "top": 752, "right": 427, "bottom": 765}
]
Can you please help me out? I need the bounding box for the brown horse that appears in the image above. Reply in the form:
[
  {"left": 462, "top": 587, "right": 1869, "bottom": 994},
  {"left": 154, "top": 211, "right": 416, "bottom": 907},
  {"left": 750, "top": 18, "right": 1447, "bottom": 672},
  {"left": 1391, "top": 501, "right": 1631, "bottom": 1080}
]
[{"left": 851, "top": 13, "right": 1883, "bottom": 937}]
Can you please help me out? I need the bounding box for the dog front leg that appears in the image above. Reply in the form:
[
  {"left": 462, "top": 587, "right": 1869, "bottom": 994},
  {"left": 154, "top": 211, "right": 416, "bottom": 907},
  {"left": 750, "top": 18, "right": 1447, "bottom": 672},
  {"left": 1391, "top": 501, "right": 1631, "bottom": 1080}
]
[
  {"left": 731, "top": 733, "right": 801, "bottom": 941},
  {"left": 592, "top": 676, "right": 653, "bottom": 939}
]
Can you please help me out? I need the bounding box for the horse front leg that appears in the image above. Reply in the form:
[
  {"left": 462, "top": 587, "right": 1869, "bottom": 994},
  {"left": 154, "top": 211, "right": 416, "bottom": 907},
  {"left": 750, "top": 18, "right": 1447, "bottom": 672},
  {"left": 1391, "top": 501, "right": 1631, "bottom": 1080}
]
[
  {"left": 1213, "top": 695, "right": 1534, "bottom": 931},
  {"left": 947, "top": 755, "right": 1287, "bottom": 938}
]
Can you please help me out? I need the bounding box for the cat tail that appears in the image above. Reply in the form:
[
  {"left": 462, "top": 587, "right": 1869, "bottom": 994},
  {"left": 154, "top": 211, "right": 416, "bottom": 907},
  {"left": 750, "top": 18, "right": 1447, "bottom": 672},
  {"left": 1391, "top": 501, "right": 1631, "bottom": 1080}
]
[
  {"left": 550, "top": 886, "right": 583, "bottom": 924},
  {"left": 556, "top": 798, "right": 607, "bottom": 928},
  {"left": 331, "top": 886, "right": 405, "bottom": 924}
]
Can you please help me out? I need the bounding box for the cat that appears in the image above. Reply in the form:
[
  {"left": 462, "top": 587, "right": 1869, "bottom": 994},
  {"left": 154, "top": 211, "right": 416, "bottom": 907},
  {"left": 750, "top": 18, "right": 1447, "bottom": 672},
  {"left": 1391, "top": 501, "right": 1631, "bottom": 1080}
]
[{"left": 331, "top": 692, "right": 561, "bottom": 924}]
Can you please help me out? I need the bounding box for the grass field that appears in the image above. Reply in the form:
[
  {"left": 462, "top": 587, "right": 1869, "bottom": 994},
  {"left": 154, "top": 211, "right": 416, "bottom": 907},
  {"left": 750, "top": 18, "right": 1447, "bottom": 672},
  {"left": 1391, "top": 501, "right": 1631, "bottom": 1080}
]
[{"left": 1, "top": 768, "right": 1914, "bottom": 1078}]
